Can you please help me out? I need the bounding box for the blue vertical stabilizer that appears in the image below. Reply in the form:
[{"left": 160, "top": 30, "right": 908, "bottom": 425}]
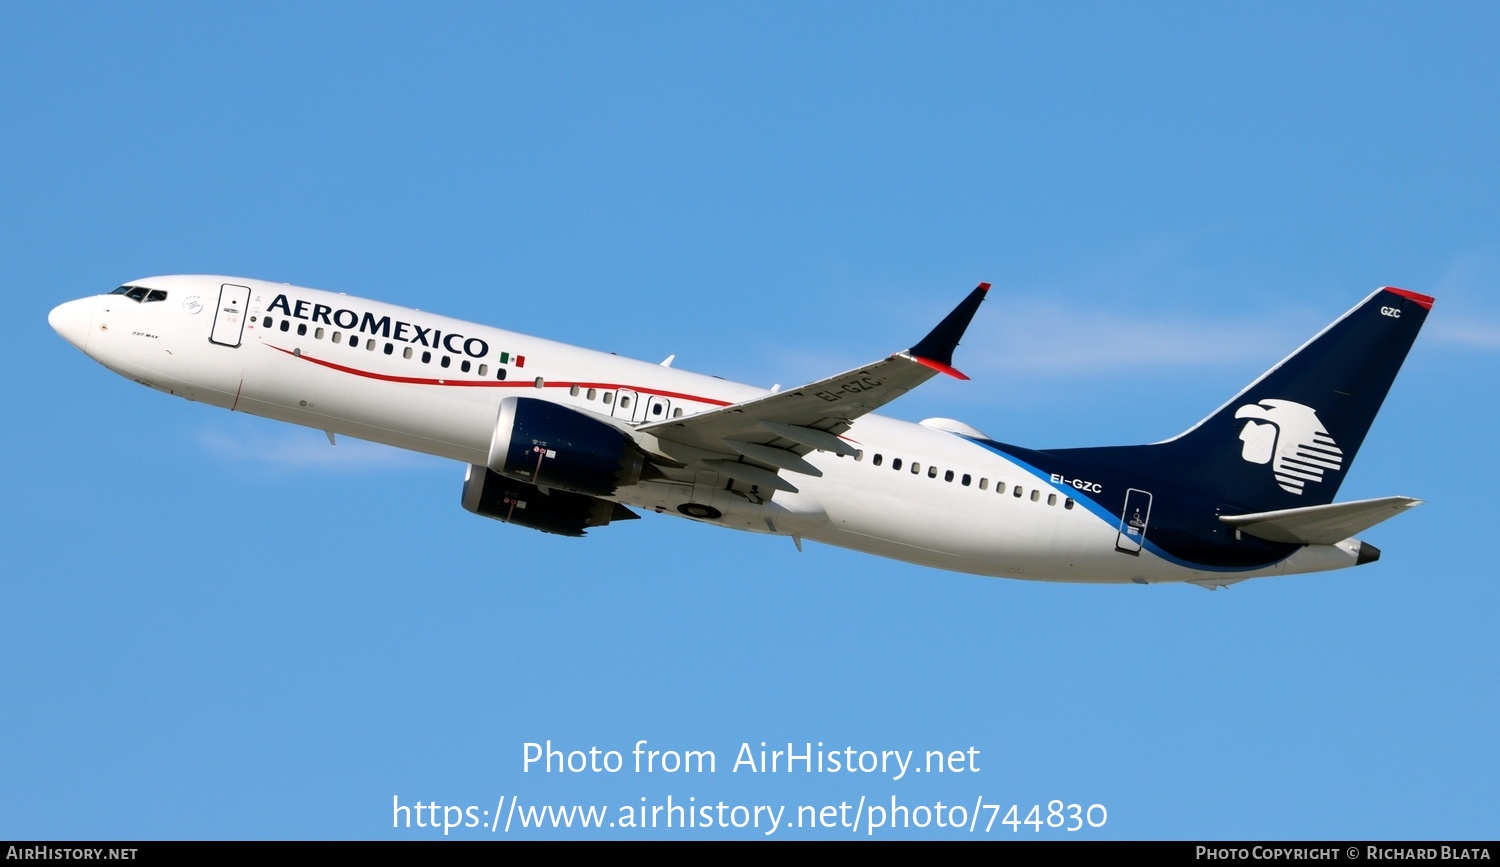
[{"left": 1045, "top": 287, "right": 1433, "bottom": 513}]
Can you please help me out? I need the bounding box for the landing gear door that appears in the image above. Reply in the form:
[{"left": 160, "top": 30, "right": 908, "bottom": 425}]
[
  {"left": 1115, "top": 488, "right": 1153, "bottom": 555},
  {"left": 209, "top": 283, "right": 252, "bottom": 348}
]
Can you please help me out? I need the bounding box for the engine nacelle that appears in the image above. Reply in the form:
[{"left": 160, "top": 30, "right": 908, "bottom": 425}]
[
  {"left": 488, "top": 396, "right": 645, "bottom": 496},
  {"left": 462, "top": 466, "right": 638, "bottom": 537}
]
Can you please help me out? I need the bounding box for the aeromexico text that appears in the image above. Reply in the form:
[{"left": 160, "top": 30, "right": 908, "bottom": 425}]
[
  {"left": 267, "top": 294, "right": 491, "bottom": 359},
  {"left": 524, "top": 740, "right": 981, "bottom": 782}
]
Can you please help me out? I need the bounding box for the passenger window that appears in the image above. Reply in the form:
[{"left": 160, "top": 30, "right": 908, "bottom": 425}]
[
  {"left": 1014, "top": 486, "right": 1024, "bottom": 498},
  {"left": 996, "top": 481, "right": 1006, "bottom": 494},
  {"left": 280, "top": 320, "right": 290, "bottom": 332},
  {"left": 652, "top": 403, "right": 663, "bottom": 416},
  {"left": 945, "top": 470, "right": 954, "bottom": 482},
  {"left": 460, "top": 360, "right": 471, "bottom": 372},
  {"left": 534, "top": 377, "right": 544, "bottom": 389},
  {"left": 1048, "top": 493, "right": 1057, "bottom": 505},
  {"left": 892, "top": 458, "right": 902, "bottom": 471},
  {"left": 911, "top": 462, "right": 921, "bottom": 475},
  {"left": 673, "top": 408, "right": 683, "bottom": 417},
  {"left": 315, "top": 327, "right": 325, "bottom": 339},
  {"left": 927, "top": 466, "right": 938, "bottom": 479},
  {"left": 1065, "top": 497, "right": 1075, "bottom": 510},
  {"left": 403, "top": 346, "right": 412, "bottom": 359},
  {"left": 478, "top": 364, "right": 488, "bottom": 376},
  {"left": 422, "top": 351, "right": 431, "bottom": 363},
  {"left": 496, "top": 368, "right": 506, "bottom": 380},
  {"left": 604, "top": 392, "right": 613, "bottom": 404},
  {"left": 384, "top": 343, "right": 394, "bottom": 355},
  {"left": 263, "top": 316, "right": 274, "bottom": 328},
  {"left": 961, "top": 473, "right": 970, "bottom": 486},
  {"left": 873, "top": 454, "right": 883, "bottom": 466},
  {"left": 441, "top": 356, "right": 451, "bottom": 368},
  {"left": 297, "top": 323, "right": 307, "bottom": 336},
  {"left": 1030, "top": 490, "right": 1040, "bottom": 502},
  {"left": 620, "top": 396, "right": 631, "bottom": 408},
  {"left": 366, "top": 339, "right": 376, "bottom": 351},
  {"left": 979, "top": 478, "right": 988, "bottom": 490},
  {"left": 332, "top": 332, "right": 341, "bottom": 344}
]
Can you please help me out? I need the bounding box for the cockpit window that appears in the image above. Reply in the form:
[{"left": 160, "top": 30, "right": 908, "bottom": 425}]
[{"left": 109, "top": 285, "right": 166, "bottom": 303}]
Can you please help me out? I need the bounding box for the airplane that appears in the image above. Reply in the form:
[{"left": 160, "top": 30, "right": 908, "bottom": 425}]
[{"left": 48, "top": 276, "right": 1432, "bottom": 589}]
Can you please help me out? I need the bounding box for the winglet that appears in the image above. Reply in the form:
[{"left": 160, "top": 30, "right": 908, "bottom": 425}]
[{"left": 907, "top": 282, "right": 989, "bottom": 379}]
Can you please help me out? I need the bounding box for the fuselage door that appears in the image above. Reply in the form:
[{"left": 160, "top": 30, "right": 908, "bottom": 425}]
[
  {"left": 612, "top": 389, "right": 641, "bottom": 423},
  {"left": 1115, "top": 488, "right": 1153, "bottom": 555},
  {"left": 209, "top": 283, "right": 252, "bottom": 348},
  {"left": 644, "top": 395, "right": 672, "bottom": 422}
]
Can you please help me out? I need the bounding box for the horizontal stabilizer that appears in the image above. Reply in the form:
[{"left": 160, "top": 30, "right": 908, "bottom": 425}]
[{"left": 1219, "top": 496, "right": 1421, "bottom": 545}]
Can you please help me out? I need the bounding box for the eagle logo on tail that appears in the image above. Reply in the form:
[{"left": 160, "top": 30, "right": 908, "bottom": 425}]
[{"left": 1234, "top": 399, "right": 1343, "bottom": 495}]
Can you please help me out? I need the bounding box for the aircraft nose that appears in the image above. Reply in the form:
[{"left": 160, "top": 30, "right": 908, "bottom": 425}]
[{"left": 49, "top": 298, "right": 95, "bottom": 352}]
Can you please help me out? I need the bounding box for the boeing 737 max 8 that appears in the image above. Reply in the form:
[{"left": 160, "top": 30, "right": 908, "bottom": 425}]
[{"left": 49, "top": 277, "right": 1432, "bottom": 588}]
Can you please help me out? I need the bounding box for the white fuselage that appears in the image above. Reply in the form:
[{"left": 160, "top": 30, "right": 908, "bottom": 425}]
[{"left": 50, "top": 275, "right": 1361, "bottom": 585}]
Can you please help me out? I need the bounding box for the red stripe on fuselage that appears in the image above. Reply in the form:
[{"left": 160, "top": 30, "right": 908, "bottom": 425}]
[{"left": 268, "top": 345, "right": 735, "bottom": 406}]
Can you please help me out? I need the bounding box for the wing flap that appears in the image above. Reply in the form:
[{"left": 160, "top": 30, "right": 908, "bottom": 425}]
[
  {"left": 705, "top": 459, "right": 800, "bottom": 493},
  {"left": 723, "top": 439, "right": 824, "bottom": 476},
  {"left": 1219, "top": 496, "right": 1421, "bottom": 545},
  {"left": 757, "top": 421, "right": 862, "bottom": 457}
]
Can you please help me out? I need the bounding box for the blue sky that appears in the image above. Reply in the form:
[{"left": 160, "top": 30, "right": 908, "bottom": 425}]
[{"left": 3, "top": 2, "right": 1497, "bottom": 839}]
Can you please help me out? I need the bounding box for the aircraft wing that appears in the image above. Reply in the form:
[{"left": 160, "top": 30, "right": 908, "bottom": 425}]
[
  {"left": 1219, "top": 495, "right": 1421, "bottom": 545},
  {"left": 636, "top": 283, "right": 988, "bottom": 489}
]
